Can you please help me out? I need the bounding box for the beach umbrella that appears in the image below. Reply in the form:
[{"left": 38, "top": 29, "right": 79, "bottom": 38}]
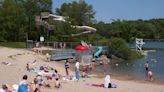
[
  {"left": 75, "top": 45, "right": 89, "bottom": 51},
  {"left": 75, "top": 45, "right": 90, "bottom": 65}
]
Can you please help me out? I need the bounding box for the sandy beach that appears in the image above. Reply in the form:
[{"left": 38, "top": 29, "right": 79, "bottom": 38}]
[{"left": 0, "top": 47, "right": 163, "bottom": 92}]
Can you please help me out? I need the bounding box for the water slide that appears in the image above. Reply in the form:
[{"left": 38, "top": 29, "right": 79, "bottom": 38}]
[
  {"left": 35, "top": 12, "right": 97, "bottom": 36},
  {"left": 35, "top": 12, "right": 66, "bottom": 30},
  {"left": 94, "top": 47, "right": 103, "bottom": 58},
  {"left": 71, "top": 26, "right": 97, "bottom": 36}
]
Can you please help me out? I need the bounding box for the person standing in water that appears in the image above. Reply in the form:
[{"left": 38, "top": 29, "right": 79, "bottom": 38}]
[
  {"left": 100, "top": 54, "right": 110, "bottom": 75},
  {"left": 145, "top": 61, "right": 149, "bottom": 72},
  {"left": 144, "top": 61, "right": 149, "bottom": 77},
  {"left": 148, "top": 70, "right": 153, "bottom": 81}
]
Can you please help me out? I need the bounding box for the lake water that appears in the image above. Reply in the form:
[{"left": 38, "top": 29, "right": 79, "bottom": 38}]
[{"left": 97, "top": 41, "right": 164, "bottom": 83}]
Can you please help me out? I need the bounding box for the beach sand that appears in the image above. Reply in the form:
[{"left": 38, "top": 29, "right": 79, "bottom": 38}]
[{"left": 0, "top": 47, "right": 163, "bottom": 92}]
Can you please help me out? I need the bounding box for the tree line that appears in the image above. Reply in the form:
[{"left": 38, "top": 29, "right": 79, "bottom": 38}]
[
  {"left": 0, "top": 0, "right": 164, "bottom": 59},
  {"left": 0, "top": 0, "right": 164, "bottom": 43},
  {"left": 93, "top": 19, "right": 164, "bottom": 43}
]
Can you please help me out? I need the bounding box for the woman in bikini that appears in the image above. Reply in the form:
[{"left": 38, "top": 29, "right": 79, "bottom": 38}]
[{"left": 65, "top": 60, "right": 70, "bottom": 79}]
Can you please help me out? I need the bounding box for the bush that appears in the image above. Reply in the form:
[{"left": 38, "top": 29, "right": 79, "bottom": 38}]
[{"left": 108, "top": 37, "right": 141, "bottom": 60}]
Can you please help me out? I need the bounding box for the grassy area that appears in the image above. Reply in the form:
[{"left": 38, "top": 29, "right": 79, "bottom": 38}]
[{"left": 0, "top": 42, "right": 26, "bottom": 48}]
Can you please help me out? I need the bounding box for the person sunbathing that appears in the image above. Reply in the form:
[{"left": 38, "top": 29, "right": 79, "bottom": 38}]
[
  {"left": 36, "top": 75, "right": 44, "bottom": 87},
  {"left": 1, "top": 61, "right": 12, "bottom": 66},
  {"left": 86, "top": 75, "right": 117, "bottom": 88}
]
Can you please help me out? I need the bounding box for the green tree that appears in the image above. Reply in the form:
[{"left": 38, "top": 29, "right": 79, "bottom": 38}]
[
  {"left": 0, "top": 0, "right": 52, "bottom": 41},
  {"left": 56, "top": 1, "right": 95, "bottom": 26},
  {"left": 108, "top": 37, "right": 131, "bottom": 60}
]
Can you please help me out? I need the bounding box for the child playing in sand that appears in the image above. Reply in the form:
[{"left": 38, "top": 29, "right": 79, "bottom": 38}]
[
  {"left": 26, "top": 63, "right": 34, "bottom": 72},
  {"left": 26, "top": 64, "right": 30, "bottom": 72},
  {"left": 55, "top": 78, "right": 61, "bottom": 89}
]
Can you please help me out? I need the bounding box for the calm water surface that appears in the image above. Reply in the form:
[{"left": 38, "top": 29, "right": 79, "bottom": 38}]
[{"left": 97, "top": 41, "right": 164, "bottom": 83}]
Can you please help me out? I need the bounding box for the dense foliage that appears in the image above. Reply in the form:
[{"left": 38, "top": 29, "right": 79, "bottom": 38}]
[
  {"left": 56, "top": 1, "right": 96, "bottom": 26},
  {"left": 0, "top": 0, "right": 52, "bottom": 42},
  {"left": 0, "top": 0, "right": 164, "bottom": 42},
  {"left": 93, "top": 19, "right": 164, "bottom": 42},
  {"left": 0, "top": 0, "right": 163, "bottom": 59}
]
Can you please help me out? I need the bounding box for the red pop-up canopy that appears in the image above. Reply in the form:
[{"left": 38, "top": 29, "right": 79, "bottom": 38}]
[{"left": 75, "top": 45, "right": 89, "bottom": 51}]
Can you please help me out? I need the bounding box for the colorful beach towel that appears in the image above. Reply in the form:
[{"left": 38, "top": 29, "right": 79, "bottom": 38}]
[{"left": 86, "top": 83, "right": 118, "bottom": 88}]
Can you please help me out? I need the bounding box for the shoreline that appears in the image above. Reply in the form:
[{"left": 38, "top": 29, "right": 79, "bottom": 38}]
[
  {"left": 56, "top": 60, "right": 164, "bottom": 86},
  {"left": 0, "top": 47, "right": 164, "bottom": 92}
]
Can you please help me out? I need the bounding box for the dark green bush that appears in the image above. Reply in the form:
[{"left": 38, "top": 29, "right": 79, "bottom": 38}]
[{"left": 108, "top": 37, "right": 141, "bottom": 60}]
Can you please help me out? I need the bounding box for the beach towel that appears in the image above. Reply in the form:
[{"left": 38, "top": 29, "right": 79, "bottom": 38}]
[
  {"left": 86, "top": 83, "right": 118, "bottom": 88},
  {"left": 86, "top": 83, "right": 104, "bottom": 88}
]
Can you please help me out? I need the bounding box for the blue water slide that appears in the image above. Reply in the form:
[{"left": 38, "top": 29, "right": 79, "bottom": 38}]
[{"left": 94, "top": 47, "right": 103, "bottom": 58}]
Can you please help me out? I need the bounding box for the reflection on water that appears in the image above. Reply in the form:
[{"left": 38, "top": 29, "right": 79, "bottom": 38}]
[{"left": 97, "top": 41, "right": 164, "bottom": 83}]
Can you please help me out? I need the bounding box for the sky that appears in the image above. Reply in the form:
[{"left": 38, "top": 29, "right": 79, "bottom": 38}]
[{"left": 52, "top": 0, "right": 164, "bottom": 23}]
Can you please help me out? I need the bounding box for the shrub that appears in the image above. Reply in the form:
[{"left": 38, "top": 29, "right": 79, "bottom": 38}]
[{"left": 108, "top": 37, "right": 141, "bottom": 60}]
